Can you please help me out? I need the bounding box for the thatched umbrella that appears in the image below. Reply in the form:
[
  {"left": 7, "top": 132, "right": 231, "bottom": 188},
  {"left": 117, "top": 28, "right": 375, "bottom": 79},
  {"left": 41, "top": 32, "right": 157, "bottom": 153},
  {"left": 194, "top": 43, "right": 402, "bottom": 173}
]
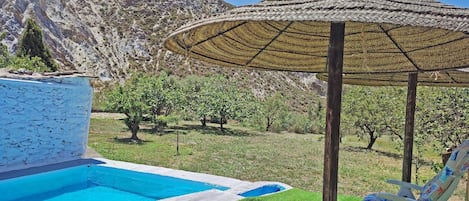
[
  {"left": 317, "top": 70, "right": 469, "bottom": 87},
  {"left": 163, "top": 1, "right": 469, "bottom": 200}
]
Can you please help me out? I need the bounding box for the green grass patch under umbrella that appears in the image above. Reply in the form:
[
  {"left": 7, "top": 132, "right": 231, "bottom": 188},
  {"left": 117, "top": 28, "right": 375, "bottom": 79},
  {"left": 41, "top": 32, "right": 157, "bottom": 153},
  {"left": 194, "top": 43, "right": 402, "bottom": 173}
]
[{"left": 241, "top": 188, "right": 362, "bottom": 201}]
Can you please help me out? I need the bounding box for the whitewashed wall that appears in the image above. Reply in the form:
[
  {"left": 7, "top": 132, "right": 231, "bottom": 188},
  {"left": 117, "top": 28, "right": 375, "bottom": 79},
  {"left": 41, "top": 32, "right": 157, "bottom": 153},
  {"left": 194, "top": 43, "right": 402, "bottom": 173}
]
[{"left": 0, "top": 77, "right": 93, "bottom": 172}]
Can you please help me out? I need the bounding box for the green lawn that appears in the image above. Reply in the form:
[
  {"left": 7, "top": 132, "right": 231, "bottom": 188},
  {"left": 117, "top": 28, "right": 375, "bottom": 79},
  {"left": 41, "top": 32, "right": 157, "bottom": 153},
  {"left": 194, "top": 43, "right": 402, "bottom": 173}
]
[
  {"left": 87, "top": 118, "right": 467, "bottom": 200},
  {"left": 241, "top": 188, "right": 361, "bottom": 201}
]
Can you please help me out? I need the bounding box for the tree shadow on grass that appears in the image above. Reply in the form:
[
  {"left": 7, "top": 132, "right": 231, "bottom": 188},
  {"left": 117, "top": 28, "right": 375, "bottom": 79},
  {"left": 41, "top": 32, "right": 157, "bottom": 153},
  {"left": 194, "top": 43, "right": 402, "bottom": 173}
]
[
  {"left": 139, "top": 128, "right": 176, "bottom": 135},
  {"left": 342, "top": 146, "right": 433, "bottom": 166},
  {"left": 115, "top": 122, "right": 260, "bottom": 138},
  {"left": 170, "top": 124, "right": 259, "bottom": 137},
  {"left": 343, "top": 146, "right": 402, "bottom": 159},
  {"left": 112, "top": 137, "right": 154, "bottom": 145}
]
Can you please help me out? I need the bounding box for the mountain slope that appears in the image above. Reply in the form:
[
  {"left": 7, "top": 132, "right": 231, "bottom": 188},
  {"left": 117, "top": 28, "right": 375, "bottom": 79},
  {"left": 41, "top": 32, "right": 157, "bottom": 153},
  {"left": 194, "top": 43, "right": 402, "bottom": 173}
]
[
  {"left": 0, "top": 0, "right": 325, "bottom": 111},
  {"left": 1, "top": 0, "right": 231, "bottom": 76}
]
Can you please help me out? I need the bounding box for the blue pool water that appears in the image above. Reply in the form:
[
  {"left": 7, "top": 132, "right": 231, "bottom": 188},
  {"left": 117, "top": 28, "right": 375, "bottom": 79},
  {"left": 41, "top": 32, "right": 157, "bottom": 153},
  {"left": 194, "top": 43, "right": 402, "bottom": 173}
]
[
  {"left": 19, "top": 186, "right": 154, "bottom": 201},
  {"left": 239, "top": 184, "right": 285, "bottom": 197},
  {"left": 0, "top": 165, "right": 228, "bottom": 201}
]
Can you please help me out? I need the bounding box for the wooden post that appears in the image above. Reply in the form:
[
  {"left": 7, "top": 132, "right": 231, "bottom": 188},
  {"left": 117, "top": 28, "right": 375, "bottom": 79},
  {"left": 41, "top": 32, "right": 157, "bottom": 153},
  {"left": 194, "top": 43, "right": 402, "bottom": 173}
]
[
  {"left": 323, "top": 22, "right": 345, "bottom": 201},
  {"left": 402, "top": 73, "right": 417, "bottom": 182}
]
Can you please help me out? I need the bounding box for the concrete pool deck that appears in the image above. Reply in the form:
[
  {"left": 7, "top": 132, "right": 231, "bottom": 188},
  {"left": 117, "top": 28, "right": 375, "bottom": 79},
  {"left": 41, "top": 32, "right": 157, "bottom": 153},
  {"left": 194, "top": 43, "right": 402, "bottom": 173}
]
[
  {"left": 0, "top": 158, "right": 292, "bottom": 201},
  {"left": 97, "top": 158, "right": 292, "bottom": 201}
]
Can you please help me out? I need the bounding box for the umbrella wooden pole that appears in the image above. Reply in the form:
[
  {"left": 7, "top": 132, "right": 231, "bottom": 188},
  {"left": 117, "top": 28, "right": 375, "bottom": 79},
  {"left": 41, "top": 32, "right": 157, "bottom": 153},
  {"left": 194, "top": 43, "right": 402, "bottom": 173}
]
[
  {"left": 323, "top": 22, "right": 345, "bottom": 201},
  {"left": 402, "top": 73, "right": 418, "bottom": 182}
]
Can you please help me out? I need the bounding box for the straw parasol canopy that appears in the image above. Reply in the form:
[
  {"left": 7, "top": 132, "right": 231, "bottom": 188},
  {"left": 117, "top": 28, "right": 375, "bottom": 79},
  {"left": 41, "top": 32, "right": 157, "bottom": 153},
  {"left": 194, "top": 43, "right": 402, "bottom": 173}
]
[
  {"left": 165, "top": 0, "right": 469, "bottom": 74},
  {"left": 163, "top": 1, "right": 469, "bottom": 201},
  {"left": 316, "top": 70, "right": 469, "bottom": 87}
]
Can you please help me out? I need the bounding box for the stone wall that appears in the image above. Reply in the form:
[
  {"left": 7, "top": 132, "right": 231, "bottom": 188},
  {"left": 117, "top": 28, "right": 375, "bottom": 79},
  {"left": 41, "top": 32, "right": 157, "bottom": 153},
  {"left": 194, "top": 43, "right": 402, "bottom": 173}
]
[{"left": 0, "top": 77, "right": 93, "bottom": 172}]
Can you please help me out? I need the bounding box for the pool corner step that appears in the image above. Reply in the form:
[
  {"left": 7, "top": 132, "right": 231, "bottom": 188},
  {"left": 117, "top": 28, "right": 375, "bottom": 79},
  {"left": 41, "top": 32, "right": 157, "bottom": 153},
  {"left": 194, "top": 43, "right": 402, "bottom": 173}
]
[
  {"left": 159, "top": 189, "right": 244, "bottom": 201},
  {"left": 226, "top": 181, "right": 293, "bottom": 195}
]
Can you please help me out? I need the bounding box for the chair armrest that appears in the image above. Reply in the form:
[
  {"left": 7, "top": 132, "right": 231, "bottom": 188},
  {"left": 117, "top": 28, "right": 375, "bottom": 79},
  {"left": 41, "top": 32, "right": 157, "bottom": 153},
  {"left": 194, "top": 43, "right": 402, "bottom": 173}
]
[
  {"left": 376, "top": 192, "right": 415, "bottom": 201},
  {"left": 386, "top": 179, "right": 423, "bottom": 191}
]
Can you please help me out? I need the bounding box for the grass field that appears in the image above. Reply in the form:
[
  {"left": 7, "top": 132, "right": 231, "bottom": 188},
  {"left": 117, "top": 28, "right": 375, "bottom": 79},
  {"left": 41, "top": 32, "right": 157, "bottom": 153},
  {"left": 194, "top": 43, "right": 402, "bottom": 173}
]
[
  {"left": 87, "top": 117, "right": 467, "bottom": 200},
  {"left": 241, "top": 188, "right": 361, "bottom": 201}
]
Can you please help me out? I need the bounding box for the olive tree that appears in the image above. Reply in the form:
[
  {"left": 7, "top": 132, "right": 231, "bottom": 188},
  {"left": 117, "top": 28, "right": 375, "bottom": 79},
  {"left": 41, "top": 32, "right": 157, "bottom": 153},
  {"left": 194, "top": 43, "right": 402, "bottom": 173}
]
[
  {"left": 104, "top": 73, "right": 152, "bottom": 140},
  {"left": 201, "top": 76, "right": 251, "bottom": 129},
  {"left": 262, "top": 92, "right": 289, "bottom": 131},
  {"left": 146, "top": 72, "right": 183, "bottom": 129},
  {"left": 105, "top": 72, "right": 185, "bottom": 140},
  {"left": 342, "top": 86, "right": 406, "bottom": 150},
  {"left": 180, "top": 75, "right": 212, "bottom": 126},
  {"left": 181, "top": 75, "right": 255, "bottom": 129},
  {"left": 416, "top": 87, "right": 469, "bottom": 149}
]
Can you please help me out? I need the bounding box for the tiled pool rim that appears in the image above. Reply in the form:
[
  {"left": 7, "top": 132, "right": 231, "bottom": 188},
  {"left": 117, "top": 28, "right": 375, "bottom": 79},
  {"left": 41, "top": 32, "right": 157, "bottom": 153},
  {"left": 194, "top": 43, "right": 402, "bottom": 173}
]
[{"left": 0, "top": 158, "right": 292, "bottom": 201}]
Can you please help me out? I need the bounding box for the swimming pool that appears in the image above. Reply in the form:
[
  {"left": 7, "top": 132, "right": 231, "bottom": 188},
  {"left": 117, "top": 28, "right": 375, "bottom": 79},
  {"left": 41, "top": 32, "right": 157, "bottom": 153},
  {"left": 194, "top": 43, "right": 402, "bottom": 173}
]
[{"left": 0, "top": 165, "right": 228, "bottom": 201}]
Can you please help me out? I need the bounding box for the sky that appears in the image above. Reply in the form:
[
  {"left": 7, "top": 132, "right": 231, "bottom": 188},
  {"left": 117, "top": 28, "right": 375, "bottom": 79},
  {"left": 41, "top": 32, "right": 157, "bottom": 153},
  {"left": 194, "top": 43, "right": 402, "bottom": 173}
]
[{"left": 224, "top": 0, "right": 469, "bottom": 8}]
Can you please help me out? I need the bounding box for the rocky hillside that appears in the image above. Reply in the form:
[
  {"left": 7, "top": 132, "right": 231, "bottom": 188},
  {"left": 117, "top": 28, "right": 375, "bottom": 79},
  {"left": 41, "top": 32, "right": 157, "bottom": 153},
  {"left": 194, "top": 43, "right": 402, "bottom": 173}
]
[{"left": 0, "top": 0, "right": 325, "bottom": 110}]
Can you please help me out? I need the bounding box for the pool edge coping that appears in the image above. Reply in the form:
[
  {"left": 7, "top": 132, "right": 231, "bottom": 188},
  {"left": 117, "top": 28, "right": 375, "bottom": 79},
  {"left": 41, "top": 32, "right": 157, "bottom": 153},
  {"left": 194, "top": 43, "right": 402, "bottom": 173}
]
[
  {"left": 93, "top": 157, "right": 251, "bottom": 189},
  {"left": 1, "top": 157, "right": 293, "bottom": 201}
]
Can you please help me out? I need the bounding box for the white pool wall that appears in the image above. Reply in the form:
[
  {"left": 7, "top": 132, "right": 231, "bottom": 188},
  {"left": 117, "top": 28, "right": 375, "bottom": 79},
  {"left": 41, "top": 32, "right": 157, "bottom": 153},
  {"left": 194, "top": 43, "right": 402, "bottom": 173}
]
[{"left": 0, "top": 77, "right": 93, "bottom": 172}]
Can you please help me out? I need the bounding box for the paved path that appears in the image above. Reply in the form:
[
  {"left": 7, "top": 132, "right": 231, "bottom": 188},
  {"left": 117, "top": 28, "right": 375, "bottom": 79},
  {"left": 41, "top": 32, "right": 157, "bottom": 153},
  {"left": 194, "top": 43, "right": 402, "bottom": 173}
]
[
  {"left": 84, "top": 146, "right": 103, "bottom": 158},
  {"left": 90, "top": 112, "right": 126, "bottom": 119}
]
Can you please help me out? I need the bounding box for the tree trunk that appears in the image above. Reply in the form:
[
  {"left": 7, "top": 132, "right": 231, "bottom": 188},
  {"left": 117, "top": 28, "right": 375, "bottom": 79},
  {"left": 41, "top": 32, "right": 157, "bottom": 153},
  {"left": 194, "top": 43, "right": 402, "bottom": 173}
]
[
  {"left": 367, "top": 134, "right": 377, "bottom": 150},
  {"left": 266, "top": 117, "right": 272, "bottom": 131},
  {"left": 124, "top": 115, "right": 140, "bottom": 141},
  {"left": 130, "top": 124, "right": 139, "bottom": 141},
  {"left": 220, "top": 117, "right": 224, "bottom": 130},
  {"left": 200, "top": 115, "right": 207, "bottom": 127},
  {"left": 130, "top": 125, "right": 140, "bottom": 140},
  {"left": 363, "top": 124, "right": 377, "bottom": 150}
]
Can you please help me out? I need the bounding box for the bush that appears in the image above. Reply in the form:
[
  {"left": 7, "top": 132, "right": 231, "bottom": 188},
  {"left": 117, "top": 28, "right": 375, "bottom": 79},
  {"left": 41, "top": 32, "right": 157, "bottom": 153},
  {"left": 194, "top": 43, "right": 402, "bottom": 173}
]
[
  {"left": 152, "top": 115, "right": 180, "bottom": 132},
  {"left": 244, "top": 111, "right": 323, "bottom": 134},
  {"left": 242, "top": 113, "right": 266, "bottom": 132},
  {"left": 287, "top": 113, "right": 312, "bottom": 134},
  {"left": 268, "top": 112, "right": 291, "bottom": 133},
  {"left": 7, "top": 56, "right": 51, "bottom": 72},
  {"left": 92, "top": 91, "right": 108, "bottom": 112}
]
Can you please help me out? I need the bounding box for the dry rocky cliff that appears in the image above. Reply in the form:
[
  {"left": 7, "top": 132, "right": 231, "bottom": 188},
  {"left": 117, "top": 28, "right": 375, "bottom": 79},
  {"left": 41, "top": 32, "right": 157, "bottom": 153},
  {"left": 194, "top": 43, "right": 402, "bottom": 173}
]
[{"left": 0, "top": 0, "right": 325, "bottom": 108}]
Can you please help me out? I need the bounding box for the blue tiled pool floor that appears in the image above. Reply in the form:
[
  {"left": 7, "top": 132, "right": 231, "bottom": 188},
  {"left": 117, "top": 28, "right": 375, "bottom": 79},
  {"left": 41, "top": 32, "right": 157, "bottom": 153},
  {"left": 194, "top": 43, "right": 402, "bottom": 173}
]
[{"left": 37, "top": 186, "right": 153, "bottom": 201}]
